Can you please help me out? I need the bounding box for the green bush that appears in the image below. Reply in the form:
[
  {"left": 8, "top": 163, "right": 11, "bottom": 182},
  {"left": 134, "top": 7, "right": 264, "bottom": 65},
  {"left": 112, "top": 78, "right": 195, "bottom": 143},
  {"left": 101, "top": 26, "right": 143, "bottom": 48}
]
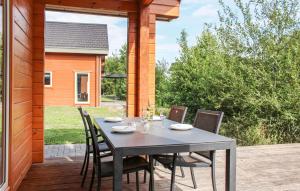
[{"left": 158, "top": 0, "right": 300, "bottom": 145}]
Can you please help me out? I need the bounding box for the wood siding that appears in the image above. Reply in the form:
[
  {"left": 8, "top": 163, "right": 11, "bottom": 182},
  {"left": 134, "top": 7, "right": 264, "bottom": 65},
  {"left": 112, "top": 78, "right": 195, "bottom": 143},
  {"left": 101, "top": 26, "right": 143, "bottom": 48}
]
[
  {"left": 32, "top": 0, "right": 45, "bottom": 164},
  {"left": 44, "top": 53, "right": 101, "bottom": 107},
  {"left": 9, "top": 0, "right": 34, "bottom": 190}
]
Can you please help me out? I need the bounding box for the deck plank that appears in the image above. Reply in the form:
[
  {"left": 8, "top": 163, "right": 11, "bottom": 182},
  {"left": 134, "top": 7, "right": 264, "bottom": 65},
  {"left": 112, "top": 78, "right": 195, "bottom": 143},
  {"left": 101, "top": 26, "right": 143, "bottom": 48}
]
[{"left": 19, "top": 144, "right": 300, "bottom": 191}]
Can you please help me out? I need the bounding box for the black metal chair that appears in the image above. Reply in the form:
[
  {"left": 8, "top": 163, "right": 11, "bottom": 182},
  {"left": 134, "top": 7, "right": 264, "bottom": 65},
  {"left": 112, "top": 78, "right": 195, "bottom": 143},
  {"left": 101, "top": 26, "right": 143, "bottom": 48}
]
[
  {"left": 168, "top": 106, "right": 187, "bottom": 178},
  {"left": 150, "top": 106, "right": 188, "bottom": 180},
  {"left": 168, "top": 106, "right": 187, "bottom": 123},
  {"left": 84, "top": 112, "right": 154, "bottom": 191},
  {"left": 78, "top": 107, "right": 111, "bottom": 187},
  {"left": 153, "top": 109, "right": 224, "bottom": 191}
]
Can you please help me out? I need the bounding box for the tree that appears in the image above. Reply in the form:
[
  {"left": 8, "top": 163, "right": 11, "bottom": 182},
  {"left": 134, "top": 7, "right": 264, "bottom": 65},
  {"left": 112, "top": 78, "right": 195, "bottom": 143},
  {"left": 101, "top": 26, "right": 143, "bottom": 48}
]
[
  {"left": 164, "top": 0, "right": 300, "bottom": 145},
  {"left": 102, "top": 44, "right": 127, "bottom": 100},
  {"left": 155, "top": 58, "right": 169, "bottom": 106}
]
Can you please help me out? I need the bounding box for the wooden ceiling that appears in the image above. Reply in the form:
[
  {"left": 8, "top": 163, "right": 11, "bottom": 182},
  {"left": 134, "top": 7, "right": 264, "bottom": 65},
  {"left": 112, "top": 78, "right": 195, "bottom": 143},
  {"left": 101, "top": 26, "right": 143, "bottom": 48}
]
[{"left": 45, "top": 0, "right": 180, "bottom": 21}]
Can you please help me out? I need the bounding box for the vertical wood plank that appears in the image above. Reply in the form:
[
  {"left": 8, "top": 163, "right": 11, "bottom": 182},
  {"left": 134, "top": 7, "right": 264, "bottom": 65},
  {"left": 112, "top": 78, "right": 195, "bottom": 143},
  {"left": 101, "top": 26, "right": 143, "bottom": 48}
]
[{"left": 32, "top": 0, "right": 45, "bottom": 164}]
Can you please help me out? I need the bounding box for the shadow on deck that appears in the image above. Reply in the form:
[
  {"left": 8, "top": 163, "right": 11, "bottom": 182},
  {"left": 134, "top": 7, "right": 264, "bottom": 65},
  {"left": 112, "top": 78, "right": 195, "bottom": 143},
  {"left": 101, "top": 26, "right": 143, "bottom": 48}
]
[{"left": 19, "top": 144, "right": 300, "bottom": 191}]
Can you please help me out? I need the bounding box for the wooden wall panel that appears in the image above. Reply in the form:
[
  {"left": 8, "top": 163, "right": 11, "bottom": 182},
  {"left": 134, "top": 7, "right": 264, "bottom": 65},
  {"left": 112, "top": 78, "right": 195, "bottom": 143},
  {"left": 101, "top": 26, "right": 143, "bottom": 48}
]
[
  {"left": 9, "top": 0, "right": 34, "bottom": 189},
  {"left": 32, "top": 0, "right": 45, "bottom": 164}
]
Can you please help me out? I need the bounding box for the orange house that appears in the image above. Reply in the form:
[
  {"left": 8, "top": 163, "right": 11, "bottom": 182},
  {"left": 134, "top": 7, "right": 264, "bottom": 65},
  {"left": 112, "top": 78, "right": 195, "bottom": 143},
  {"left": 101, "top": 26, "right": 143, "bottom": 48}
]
[
  {"left": 0, "top": 0, "right": 181, "bottom": 190},
  {"left": 45, "top": 22, "right": 108, "bottom": 107}
]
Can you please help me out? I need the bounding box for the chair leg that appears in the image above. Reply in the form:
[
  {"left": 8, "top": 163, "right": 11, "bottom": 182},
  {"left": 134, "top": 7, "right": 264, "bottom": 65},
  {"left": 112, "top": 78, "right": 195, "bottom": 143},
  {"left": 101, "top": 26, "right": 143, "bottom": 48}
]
[
  {"left": 211, "top": 160, "right": 217, "bottom": 191},
  {"left": 143, "top": 170, "right": 147, "bottom": 183},
  {"left": 149, "top": 155, "right": 154, "bottom": 191},
  {"left": 81, "top": 153, "right": 90, "bottom": 187},
  {"left": 127, "top": 173, "right": 130, "bottom": 184},
  {"left": 96, "top": 165, "right": 101, "bottom": 191},
  {"left": 80, "top": 151, "right": 87, "bottom": 175},
  {"left": 89, "top": 167, "right": 95, "bottom": 191},
  {"left": 144, "top": 155, "right": 148, "bottom": 183},
  {"left": 190, "top": 167, "right": 197, "bottom": 189},
  {"left": 180, "top": 166, "right": 185, "bottom": 178},
  {"left": 170, "top": 153, "right": 177, "bottom": 191},
  {"left": 136, "top": 171, "right": 140, "bottom": 191}
]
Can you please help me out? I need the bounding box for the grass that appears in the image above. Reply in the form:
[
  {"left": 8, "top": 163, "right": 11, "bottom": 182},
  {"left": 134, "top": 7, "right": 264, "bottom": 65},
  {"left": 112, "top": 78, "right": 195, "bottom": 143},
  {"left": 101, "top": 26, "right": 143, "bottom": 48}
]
[
  {"left": 101, "top": 95, "right": 116, "bottom": 102},
  {"left": 45, "top": 106, "right": 122, "bottom": 145}
]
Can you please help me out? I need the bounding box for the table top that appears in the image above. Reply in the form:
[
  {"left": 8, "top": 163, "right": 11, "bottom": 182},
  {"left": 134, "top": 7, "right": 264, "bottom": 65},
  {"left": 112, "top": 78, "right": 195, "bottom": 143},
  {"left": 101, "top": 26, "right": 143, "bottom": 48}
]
[{"left": 94, "top": 118, "right": 234, "bottom": 152}]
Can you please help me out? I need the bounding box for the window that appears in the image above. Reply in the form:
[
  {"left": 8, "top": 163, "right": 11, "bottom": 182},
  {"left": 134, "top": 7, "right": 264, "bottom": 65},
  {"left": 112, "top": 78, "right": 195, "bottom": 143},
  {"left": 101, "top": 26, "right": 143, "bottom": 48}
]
[
  {"left": 44, "top": 72, "right": 52, "bottom": 87},
  {"left": 0, "top": 0, "right": 9, "bottom": 189},
  {"left": 75, "top": 72, "right": 90, "bottom": 104}
]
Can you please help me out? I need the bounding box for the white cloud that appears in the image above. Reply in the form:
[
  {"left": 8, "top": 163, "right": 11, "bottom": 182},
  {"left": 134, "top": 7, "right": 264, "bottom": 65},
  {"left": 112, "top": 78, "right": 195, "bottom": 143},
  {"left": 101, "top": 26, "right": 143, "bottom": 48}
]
[
  {"left": 156, "top": 43, "right": 180, "bottom": 63},
  {"left": 182, "top": 0, "right": 201, "bottom": 5},
  {"left": 46, "top": 11, "right": 127, "bottom": 56},
  {"left": 192, "top": 4, "right": 218, "bottom": 17},
  {"left": 156, "top": 34, "right": 166, "bottom": 40}
]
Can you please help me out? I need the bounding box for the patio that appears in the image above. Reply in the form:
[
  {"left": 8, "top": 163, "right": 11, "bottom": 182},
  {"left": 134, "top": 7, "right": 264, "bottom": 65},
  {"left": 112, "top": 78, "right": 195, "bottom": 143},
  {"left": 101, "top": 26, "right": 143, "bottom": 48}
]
[{"left": 19, "top": 144, "right": 300, "bottom": 191}]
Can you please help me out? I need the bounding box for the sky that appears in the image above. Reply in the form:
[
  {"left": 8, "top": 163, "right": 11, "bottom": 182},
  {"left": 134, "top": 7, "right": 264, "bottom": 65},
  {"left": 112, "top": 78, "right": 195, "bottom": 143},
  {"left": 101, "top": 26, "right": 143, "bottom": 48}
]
[{"left": 46, "top": 0, "right": 232, "bottom": 63}]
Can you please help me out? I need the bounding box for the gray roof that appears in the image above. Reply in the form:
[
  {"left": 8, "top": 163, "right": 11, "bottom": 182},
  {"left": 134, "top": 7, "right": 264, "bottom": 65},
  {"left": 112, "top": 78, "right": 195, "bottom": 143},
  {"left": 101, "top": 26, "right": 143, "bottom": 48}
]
[{"left": 45, "top": 21, "right": 109, "bottom": 55}]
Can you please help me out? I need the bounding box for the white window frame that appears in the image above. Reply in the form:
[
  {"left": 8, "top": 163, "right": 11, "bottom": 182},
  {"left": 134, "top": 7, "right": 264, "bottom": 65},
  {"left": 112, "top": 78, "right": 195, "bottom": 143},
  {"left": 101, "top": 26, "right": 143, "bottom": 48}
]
[
  {"left": 44, "top": 71, "right": 52, "bottom": 87},
  {"left": 1, "top": 0, "right": 10, "bottom": 190},
  {"left": 74, "top": 72, "right": 90, "bottom": 104}
]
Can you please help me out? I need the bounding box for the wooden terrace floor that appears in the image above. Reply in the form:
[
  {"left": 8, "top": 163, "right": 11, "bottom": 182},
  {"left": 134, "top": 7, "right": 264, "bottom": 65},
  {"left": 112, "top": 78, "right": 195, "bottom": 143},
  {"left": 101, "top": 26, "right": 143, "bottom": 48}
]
[{"left": 18, "top": 144, "right": 300, "bottom": 191}]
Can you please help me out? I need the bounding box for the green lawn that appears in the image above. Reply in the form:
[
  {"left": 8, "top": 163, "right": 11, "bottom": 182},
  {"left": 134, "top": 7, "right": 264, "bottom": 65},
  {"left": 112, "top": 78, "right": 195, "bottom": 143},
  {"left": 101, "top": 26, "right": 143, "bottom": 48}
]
[
  {"left": 45, "top": 106, "right": 122, "bottom": 145},
  {"left": 101, "top": 95, "right": 115, "bottom": 102}
]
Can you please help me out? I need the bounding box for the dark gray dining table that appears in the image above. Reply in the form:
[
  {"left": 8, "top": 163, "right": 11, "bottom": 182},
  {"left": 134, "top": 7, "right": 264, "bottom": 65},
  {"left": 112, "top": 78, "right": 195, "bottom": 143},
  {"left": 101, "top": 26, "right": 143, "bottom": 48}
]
[{"left": 94, "top": 118, "right": 236, "bottom": 191}]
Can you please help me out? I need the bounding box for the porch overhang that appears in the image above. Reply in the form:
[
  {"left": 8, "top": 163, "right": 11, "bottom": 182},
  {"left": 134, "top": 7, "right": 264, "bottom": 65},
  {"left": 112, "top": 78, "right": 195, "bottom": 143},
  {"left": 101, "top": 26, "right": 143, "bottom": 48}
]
[{"left": 45, "top": 0, "right": 180, "bottom": 21}]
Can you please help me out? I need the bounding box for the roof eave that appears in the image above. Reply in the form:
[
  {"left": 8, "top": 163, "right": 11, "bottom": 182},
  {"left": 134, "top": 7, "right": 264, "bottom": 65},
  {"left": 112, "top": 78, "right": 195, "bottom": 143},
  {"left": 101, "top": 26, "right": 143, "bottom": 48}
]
[{"left": 45, "top": 47, "right": 109, "bottom": 55}]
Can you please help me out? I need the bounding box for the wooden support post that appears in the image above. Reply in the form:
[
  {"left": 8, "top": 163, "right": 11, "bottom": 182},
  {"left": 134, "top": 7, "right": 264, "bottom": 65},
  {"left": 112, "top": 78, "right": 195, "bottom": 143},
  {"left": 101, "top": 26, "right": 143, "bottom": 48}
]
[
  {"left": 127, "top": 4, "right": 156, "bottom": 117},
  {"left": 137, "top": 4, "right": 150, "bottom": 116}
]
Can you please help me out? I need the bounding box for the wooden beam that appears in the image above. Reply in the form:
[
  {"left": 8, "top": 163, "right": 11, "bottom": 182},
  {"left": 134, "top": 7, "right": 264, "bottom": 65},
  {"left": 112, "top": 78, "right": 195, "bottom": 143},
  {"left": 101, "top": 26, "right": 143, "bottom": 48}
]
[
  {"left": 45, "top": 0, "right": 180, "bottom": 20},
  {"left": 142, "top": 0, "right": 154, "bottom": 6},
  {"left": 149, "top": 0, "right": 180, "bottom": 20},
  {"left": 45, "top": 0, "right": 138, "bottom": 16}
]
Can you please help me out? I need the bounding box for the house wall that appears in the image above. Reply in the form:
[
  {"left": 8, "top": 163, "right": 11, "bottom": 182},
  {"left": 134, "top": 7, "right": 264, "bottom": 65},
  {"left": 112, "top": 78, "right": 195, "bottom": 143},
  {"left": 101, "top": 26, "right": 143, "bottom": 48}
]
[
  {"left": 44, "top": 53, "right": 101, "bottom": 107},
  {"left": 9, "top": 0, "right": 34, "bottom": 190}
]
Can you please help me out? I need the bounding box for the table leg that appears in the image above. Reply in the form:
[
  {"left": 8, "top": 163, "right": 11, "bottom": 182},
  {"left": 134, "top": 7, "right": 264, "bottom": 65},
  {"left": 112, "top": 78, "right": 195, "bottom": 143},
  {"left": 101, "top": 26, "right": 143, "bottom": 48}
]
[
  {"left": 113, "top": 152, "right": 123, "bottom": 191},
  {"left": 225, "top": 143, "right": 236, "bottom": 191}
]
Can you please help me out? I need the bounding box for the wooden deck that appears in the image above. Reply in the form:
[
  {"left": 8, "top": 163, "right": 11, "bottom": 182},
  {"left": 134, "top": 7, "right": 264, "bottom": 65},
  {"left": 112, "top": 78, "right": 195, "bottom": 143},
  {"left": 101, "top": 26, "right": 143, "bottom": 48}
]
[{"left": 19, "top": 144, "right": 300, "bottom": 191}]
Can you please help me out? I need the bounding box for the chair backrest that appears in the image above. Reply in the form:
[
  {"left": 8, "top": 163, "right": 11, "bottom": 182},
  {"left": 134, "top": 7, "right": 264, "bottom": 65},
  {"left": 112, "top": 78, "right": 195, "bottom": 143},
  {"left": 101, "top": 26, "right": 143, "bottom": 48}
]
[
  {"left": 168, "top": 106, "right": 187, "bottom": 123},
  {"left": 77, "top": 106, "right": 90, "bottom": 143},
  {"left": 84, "top": 112, "right": 101, "bottom": 161},
  {"left": 193, "top": 109, "right": 224, "bottom": 134}
]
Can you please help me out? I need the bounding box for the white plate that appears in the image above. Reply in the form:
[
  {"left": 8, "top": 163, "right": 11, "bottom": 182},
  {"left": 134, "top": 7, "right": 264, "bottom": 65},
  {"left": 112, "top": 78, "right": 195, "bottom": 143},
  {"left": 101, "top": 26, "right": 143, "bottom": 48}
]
[
  {"left": 169, "top": 124, "right": 193, "bottom": 131},
  {"left": 152, "top": 115, "right": 162, "bottom": 121},
  {"left": 111, "top": 126, "right": 136, "bottom": 133},
  {"left": 104, "top": 117, "right": 123, "bottom": 122}
]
